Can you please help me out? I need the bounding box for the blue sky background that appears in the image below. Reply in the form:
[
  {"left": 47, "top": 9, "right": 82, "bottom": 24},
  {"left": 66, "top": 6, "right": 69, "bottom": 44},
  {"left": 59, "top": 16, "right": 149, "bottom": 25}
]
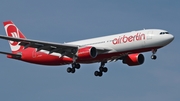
[{"left": 0, "top": 0, "right": 179, "bottom": 101}]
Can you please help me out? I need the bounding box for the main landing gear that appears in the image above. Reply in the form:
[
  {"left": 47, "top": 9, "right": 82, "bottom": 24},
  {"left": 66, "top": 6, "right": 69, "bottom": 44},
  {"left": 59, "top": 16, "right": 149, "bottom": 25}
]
[
  {"left": 67, "top": 63, "right": 80, "bottom": 73},
  {"left": 67, "top": 54, "right": 81, "bottom": 73},
  {"left": 151, "top": 49, "right": 157, "bottom": 60},
  {"left": 94, "top": 62, "right": 108, "bottom": 77},
  {"left": 66, "top": 62, "right": 108, "bottom": 77}
]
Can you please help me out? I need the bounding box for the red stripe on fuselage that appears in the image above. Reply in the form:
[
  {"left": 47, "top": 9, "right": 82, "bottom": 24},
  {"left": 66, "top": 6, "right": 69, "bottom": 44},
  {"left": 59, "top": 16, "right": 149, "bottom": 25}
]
[{"left": 8, "top": 46, "right": 161, "bottom": 66}]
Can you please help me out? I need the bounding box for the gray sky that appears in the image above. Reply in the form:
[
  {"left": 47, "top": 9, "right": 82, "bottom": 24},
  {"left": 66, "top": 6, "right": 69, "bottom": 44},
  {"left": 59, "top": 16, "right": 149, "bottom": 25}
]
[{"left": 0, "top": 0, "right": 179, "bottom": 101}]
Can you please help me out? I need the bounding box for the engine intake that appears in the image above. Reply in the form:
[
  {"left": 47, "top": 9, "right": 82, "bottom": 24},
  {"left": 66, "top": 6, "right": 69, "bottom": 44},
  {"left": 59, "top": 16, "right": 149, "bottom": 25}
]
[
  {"left": 77, "top": 46, "right": 97, "bottom": 59},
  {"left": 123, "top": 53, "right": 144, "bottom": 66}
]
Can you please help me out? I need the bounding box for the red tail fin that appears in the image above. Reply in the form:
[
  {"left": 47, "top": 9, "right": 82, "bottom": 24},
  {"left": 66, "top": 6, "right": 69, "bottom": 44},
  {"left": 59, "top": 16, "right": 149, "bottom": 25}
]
[{"left": 3, "top": 21, "right": 26, "bottom": 53}]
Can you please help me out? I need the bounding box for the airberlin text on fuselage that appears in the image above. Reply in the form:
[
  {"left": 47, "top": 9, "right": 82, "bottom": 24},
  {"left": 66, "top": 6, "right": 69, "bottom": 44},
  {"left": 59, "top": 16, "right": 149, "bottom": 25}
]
[{"left": 112, "top": 33, "right": 145, "bottom": 45}]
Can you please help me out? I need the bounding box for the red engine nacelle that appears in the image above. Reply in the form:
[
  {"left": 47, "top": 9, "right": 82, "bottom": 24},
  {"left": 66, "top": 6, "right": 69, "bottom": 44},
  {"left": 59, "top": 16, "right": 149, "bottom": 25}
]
[
  {"left": 122, "top": 53, "right": 144, "bottom": 66},
  {"left": 77, "top": 46, "right": 97, "bottom": 60}
]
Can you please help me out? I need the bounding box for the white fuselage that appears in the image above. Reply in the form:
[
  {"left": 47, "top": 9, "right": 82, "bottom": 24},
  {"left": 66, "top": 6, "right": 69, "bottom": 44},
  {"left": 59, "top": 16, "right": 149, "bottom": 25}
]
[
  {"left": 37, "top": 29, "right": 174, "bottom": 64},
  {"left": 68, "top": 29, "right": 174, "bottom": 54}
]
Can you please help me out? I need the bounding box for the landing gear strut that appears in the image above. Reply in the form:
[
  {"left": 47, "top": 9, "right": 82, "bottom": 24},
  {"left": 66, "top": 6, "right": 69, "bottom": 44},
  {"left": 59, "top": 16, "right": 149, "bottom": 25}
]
[
  {"left": 67, "top": 63, "right": 80, "bottom": 73},
  {"left": 94, "top": 62, "right": 108, "bottom": 77},
  {"left": 151, "top": 49, "right": 157, "bottom": 60}
]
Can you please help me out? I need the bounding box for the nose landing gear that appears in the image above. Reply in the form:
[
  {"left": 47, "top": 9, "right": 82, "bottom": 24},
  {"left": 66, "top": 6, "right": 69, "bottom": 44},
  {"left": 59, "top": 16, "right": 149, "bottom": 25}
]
[
  {"left": 151, "top": 49, "right": 157, "bottom": 60},
  {"left": 151, "top": 55, "right": 157, "bottom": 60}
]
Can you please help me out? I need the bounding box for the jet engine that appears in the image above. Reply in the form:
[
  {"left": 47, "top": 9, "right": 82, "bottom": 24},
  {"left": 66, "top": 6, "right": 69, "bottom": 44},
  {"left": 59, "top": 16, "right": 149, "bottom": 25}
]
[
  {"left": 122, "top": 53, "right": 144, "bottom": 66},
  {"left": 77, "top": 46, "right": 97, "bottom": 60}
]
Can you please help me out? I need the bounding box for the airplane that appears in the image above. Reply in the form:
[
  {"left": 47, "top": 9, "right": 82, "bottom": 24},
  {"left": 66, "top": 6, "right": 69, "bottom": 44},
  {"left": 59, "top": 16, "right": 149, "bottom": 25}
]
[{"left": 0, "top": 21, "right": 174, "bottom": 77}]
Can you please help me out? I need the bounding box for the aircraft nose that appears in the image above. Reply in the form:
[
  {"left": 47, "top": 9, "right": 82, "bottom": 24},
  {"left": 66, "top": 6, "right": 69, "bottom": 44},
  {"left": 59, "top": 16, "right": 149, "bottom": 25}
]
[
  {"left": 169, "top": 34, "right": 174, "bottom": 42},
  {"left": 161, "top": 34, "right": 174, "bottom": 46}
]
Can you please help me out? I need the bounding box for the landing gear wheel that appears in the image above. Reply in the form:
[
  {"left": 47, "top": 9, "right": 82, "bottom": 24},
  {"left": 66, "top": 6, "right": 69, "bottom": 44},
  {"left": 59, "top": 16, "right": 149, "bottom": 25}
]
[
  {"left": 94, "top": 71, "right": 99, "bottom": 76},
  {"left": 103, "top": 67, "right": 108, "bottom": 73},
  {"left": 151, "top": 49, "right": 157, "bottom": 60},
  {"left": 72, "top": 63, "right": 76, "bottom": 68},
  {"left": 151, "top": 55, "right": 157, "bottom": 60},
  {"left": 67, "top": 67, "right": 75, "bottom": 73},
  {"left": 67, "top": 67, "right": 72, "bottom": 73},
  {"left": 72, "top": 63, "right": 80, "bottom": 69},
  {"left": 94, "top": 71, "right": 103, "bottom": 77},
  {"left": 71, "top": 68, "right": 76, "bottom": 73},
  {"left": 67, "top": 63, "right": 80, "bottom": 74},
  {"left": 99, "top": 67, "right": 108, "bottom": 73},
  {"left": 98, "top": 72, "right": 103, "bottom": 77},
  {"left": 75, "top": 64, "right": 80, "bottom": 69},
  {"left": 99, "top": 67, "right": 104, "bottom": 71},
  {"left": 94, "top": 62, "right": 108, "bottom": 77}
]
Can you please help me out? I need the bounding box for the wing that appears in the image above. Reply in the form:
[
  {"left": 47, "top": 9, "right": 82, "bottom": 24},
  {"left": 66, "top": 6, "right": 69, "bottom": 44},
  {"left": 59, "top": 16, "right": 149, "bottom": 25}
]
[{"left": 0, "top": 35, "right": 111, "bottom": 57}]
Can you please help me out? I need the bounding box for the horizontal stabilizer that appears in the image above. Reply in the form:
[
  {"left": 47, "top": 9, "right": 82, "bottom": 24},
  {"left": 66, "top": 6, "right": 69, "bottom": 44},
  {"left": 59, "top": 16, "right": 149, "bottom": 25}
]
[{"left": 0, "top": 51, "right": 21, "bottom": 59}]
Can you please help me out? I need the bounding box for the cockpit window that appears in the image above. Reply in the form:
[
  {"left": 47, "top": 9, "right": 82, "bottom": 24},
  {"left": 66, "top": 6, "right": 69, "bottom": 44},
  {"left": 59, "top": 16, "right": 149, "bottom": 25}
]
[{"left": 160, "top": 32, "right": 169, "bottom": 35}]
